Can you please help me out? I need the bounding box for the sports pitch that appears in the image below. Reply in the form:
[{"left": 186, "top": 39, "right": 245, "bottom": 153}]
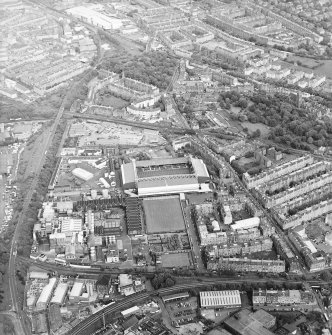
[
  {"left": 161, "top": 252, "right": 191, "bottom": 268},
  {"left": 143, "top": 196, "right": 185, "bottom": 234}
]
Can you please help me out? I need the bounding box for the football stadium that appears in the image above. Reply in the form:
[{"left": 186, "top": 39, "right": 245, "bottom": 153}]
[
  {"left": 121, "top": 157, "right": 210, "bottom": 196},
  {"left": 142, "top": 196, "right": 186, "bottom": 234}
]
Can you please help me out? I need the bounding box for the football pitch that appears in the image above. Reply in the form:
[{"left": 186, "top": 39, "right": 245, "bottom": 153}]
[{"left": 143, "top": 196, "right": 185, "bottom": 234}]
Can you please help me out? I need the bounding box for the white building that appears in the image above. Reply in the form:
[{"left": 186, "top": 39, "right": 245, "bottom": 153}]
[
  {"left": 51, "top": 283, "right": 69, "bottom": 305},
  {"left": 200, "top": 290, "right": 241, "bottom": 308},
  {"left": 231, "top": 217, "right": 260, "bottom": 231},
  {"left": 67, "top": 6, "right": 123, "bottom": 30},
  {"left": 36, "top": 278, "right": 57, "bottom": 310},
  {"left": 72, "top": 167, "right": 94, "bottom": 181}
]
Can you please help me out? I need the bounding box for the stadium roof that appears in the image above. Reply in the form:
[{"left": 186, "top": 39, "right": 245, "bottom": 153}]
[
  {"left": 122, "top": 156, "right": 210, "bottom": 195},
  {"left": 191, "top": 157, "right": 209, "bottom": 178},
  {"left": 137, "top": 175, "right": 198, "bottom": 189},
  {"left": 135, "top": 157, "right": 188, "bottom": 167}
]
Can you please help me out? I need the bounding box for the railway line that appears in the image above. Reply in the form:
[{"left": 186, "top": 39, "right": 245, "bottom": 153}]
[{"left": 68, "top": 277, "right": 329, "bottom": 335}]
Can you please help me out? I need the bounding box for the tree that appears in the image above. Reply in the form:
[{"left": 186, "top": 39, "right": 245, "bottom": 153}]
[
  {"left": 165, "top": 277, "right": 175, "bottom": 287},
  {"left": 237, "top": 98, "right": 248, "bottom": 109},
  {"left": 321, "top": 270, "right": 332, "bottom": 282},
  {"left": 252, "top": 129, "right": 261, "bottom": 138}
]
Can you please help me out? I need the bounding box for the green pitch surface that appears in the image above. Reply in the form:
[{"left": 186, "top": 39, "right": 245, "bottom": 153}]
[{"left": 143, "top": 196, "right": 185, "bottom": 234}]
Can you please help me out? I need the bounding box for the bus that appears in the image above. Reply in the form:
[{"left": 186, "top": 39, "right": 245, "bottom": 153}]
[
  {"left": 55, "top": 258, "right": 67, "bottom": 265},
  {"left": 324, "top": 313, "right": 329, "bottom": 322}
]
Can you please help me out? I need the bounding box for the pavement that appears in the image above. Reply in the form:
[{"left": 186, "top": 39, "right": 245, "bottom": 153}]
[{"left": 0, "top": 177, "right": 5, "bottom": 231}]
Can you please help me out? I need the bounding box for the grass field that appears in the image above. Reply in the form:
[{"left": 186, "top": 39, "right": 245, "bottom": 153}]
[
  {"left": 161, "top": 252, "right": 191, "bottom": 268},
  {"left": 143, "top": 196, "right": 185, "bottom": 234},
  {"left": 241, "top": 122, "right": 270, "bottom": 137}
]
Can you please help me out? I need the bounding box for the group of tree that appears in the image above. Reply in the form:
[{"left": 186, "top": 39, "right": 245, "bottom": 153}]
[
  {"left": 219, "top": 90, "right": 332, "bottom": 150},
  {"left": 151, "top": 272, "right": 176, "bottom": 289},
  {"left": 99, "top": 51, "right": 178, "bottom": 90}
]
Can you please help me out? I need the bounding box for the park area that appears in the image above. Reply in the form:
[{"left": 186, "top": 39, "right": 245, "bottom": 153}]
[
  {"left": 241, "top": 122, "right": 270, "bottom": 138},
  {"left": 143, "top": 196, "right": 185, "bottom": 234}
]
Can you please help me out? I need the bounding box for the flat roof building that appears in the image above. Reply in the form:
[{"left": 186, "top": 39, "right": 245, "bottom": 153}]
[
  {"left": 162, "top": 292, "right": 190, "bottom": 303},
  {"left": 69, "top": 281, "right": 84, "bottom": 301},
  {"left": 72, "top": 167, "right": 94, "bottom": 181},
  {"left": 231, "top": 217, "right": 260, "bottom": 231},
  {"left": 200, "top": 291, "right": 241, "bottom": 309},
  {"left": 224, "top": 309, "right": 275, "bottom": 335},
  {"left": 51, "top": 283, "right": 69, "bottom": 305},
  {"left": 36, "top": 277, "right": 57, "bottom": 310}
]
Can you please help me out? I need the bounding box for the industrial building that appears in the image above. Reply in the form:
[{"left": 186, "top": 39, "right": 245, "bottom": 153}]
[
  {"left": 121, "top": 156, "right": 210, "bottom": 196},
  {"left": 72, "top": 167, "right": 94, "bottom": 181},
  {"left": 224, "top": 309, "right": 275, "bottom": 335},
  {"left": 36, "top": 277, "right": 57, "bottom": 310},
  {"left": 69, "top": 281, "right": 84, "bottom": 302},
  {"left": 200, "top": 291, "right": 241, "bottom": 309},
  {"left": 50, "top": 282, "right": 69, "bottom": 305}
]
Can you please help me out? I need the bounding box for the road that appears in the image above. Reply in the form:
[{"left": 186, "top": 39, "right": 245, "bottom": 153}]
[{"left": 8, "top": 100, "right": 67, "bottom": 334}]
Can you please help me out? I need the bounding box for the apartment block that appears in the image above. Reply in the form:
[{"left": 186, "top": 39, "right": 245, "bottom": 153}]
[
  {"left": 208, "top": 257, "right": 285, "bottom": 273},
  {"left": 242, "top": 155, "right": 314, "bottom": 189}
]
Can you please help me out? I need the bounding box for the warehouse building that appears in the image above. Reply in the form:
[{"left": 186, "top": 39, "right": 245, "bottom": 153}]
[
  {"left": 36, "top": 278, "right": 57, "bottom": 310},
  {"left": 69, "top": 281, "right": 84, "bottom": 302},
  {"left": 224, "top": 309, "right": 275, "bottom": 335},
  {"left": 72, "top": 167, "right": 94, "bottom": 181},
  {"left": 200, "top": 291, "right": 241, "bottom": 309},
  {"left": 50, "top": 282, "right": 69, "bottom": 305},
  {"left": 121, "top": 156, "right": 210, "bottom": 196}
]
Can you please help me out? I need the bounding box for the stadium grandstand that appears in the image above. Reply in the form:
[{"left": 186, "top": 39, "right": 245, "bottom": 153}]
[
  {"left": 121, "top": 157, "right": 210, "bottom": 196},
  {"left": 125, "top": 197, "right": 142, "bottom": 235}
]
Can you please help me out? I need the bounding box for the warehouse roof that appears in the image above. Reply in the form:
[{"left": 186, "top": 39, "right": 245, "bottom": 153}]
[
  {"left": 37, "top": 278, "right": 57, "bottom": 305},
  {"left": 29, "top": 271, "right": 48, "bottom": 280},
  {"left": 135, "top": 157, "right": 188, "bottom": 167},
  {"left": 51, "top": 283, "right": 69, "bottom": 305},
  {"left": 224, "top": 309, "right": 275, "bottom": 335},
  {"left": 70, "top": 282, "right": 84, "bottom": 297},
  {"left": 162, "top": 291, "right": 190, "bottom": 302},
  {"left": 200, "top": 291, "right": 241, "bottom": 308}
]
